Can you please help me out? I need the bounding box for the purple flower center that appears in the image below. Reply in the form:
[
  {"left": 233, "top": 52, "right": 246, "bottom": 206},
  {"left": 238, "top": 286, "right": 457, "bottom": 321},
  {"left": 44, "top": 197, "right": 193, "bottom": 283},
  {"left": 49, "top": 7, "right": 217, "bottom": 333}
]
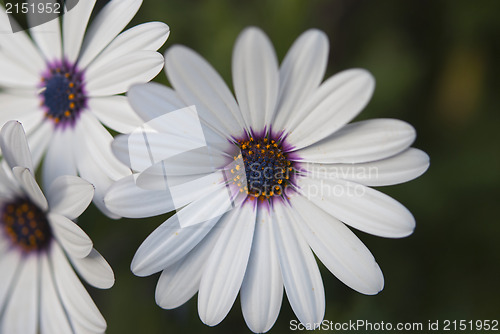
[
  {"left": 1, "top": 198, "right": 52, "bottom": 253},
  {"left": 40, "top": 60, "right": 87, "bottom": 126},
  {"left": 232, "top": 135, "right": 295, "bottom": 199}
]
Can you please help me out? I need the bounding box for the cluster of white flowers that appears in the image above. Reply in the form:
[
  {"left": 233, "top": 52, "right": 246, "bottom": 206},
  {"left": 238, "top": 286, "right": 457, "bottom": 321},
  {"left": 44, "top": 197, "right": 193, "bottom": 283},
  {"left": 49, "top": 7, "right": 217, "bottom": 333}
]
[{"left": 0, "top": 1, "right": 429, "bottom": 333}]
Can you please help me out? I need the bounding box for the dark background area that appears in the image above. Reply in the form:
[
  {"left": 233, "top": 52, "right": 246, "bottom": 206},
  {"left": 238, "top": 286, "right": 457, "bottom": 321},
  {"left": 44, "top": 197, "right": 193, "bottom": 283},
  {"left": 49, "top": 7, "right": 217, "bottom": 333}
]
[{"left": 24, "top": 0, "right": 500, "bottom": 333}]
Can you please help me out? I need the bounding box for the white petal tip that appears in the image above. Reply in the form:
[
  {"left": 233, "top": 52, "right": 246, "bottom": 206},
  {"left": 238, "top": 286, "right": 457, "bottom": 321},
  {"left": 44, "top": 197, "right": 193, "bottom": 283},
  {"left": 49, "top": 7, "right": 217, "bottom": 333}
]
[
  {"left": 241, "top": 26, "right": 265, "bottom": 36},
  {"left": 200, "top": 314, "right": 224, "bottom": 327},
  {"left": 399, "top": 220, "right": 416, "bottom": 238},
  {"left": 359, "top": 280, "right": 385, "bottom": 296},
  {"left": 159, "top": 22, "right": 170, "bottom": 38},
  {"left": 350, "top": 68, "right": 376, "bottom": 92},
  {"left": 165, "top": 44, "right": 190, "bottom": 59},
  {"left": 381, "top": 206, "right": 416, "bottom": 239},
  {"left": 155, "top": 294, "right": 182, "bottom": 310},
  {"left": 150, "top": 21, "right": 170, "bottom": 33},
  {"left": 130, "top": 258, "right": 151, "bottom": 277},
  {"left": 387, "top": 225, "right": 415, "bottom": 239},
  {"left": 236, "top": 27, "right": 269, "bottom": 46},
  {"left": 98, "top": 277, "right": 115, "bottom": 290},
  {"left": 90, "top": 271, "right": 115, "bottom": 290},
  {"left": 416, "top": 150, "right": 431, "bottom": 175},
  {"left": 81, "top": 245, "right": 94, "bottom": 258},
  {"left": 246, "top": 322, "right": 274, "bottom": 334}
]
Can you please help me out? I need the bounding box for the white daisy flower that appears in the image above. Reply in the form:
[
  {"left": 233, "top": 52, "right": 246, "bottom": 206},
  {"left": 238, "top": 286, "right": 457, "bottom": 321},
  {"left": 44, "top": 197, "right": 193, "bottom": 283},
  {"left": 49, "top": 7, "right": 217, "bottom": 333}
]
[
  {"left": 0, "top": 0, "right": 170, "bottom": 217},
  {"left": 0, "top": 121, "right": 114, "bottom": 333},
  {"left": 105, "top": 27, "right": 430, "bottom": 332}
]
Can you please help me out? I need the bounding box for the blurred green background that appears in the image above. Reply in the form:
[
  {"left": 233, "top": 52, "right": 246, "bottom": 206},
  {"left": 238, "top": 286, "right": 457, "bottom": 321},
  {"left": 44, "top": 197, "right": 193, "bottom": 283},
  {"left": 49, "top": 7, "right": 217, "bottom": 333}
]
[{"left": 76, "top": 0, "right": 500, "bottom": 333}]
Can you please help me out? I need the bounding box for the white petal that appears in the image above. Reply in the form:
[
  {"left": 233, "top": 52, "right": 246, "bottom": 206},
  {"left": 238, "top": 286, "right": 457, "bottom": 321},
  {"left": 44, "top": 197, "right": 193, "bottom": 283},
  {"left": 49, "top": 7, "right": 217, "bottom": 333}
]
[
  {"left": 155, "top": 217, "right": 226, "bottom": 309},
  {"left": 0, "top": 93, "right": 44, "bottom": 134},
  {"left": 109, "top": 133, "right": 150, "bottom": 172},
  {"left": 70, "top": 248, "right": 115, "bottom": 289},
  {"left": 132, "top": 125, "right": 203, "bottom": 171},
  {"left": 287, "top": 69, "right": 375, "bottom": 149},
  {"left": 273, "top": 29, "right": 329, "bottom": 131},
  {"left": 27, "top": 0, "right": 62, "bottom": 61},
  {"left": 40, "top": 254, "right": 73, "bottom": 334},
  {"left": 301, "top": 148, "right": 430, "bottom": 187},
  {"left": 12, "top": 166, "right": 48, "bottom": 210},
  {"left": 72, "top": 113, "right": 129, "bottom": 218},
  {"left": 0, "top": 160, "right": 22, "bottom": 197},
  {"left": 127, "top": 82, "right": 185, "bottom": 122},
  {"left": 71, "top": 321, "right": 106, "bottom": 334},
  {"left": 0, "top": 51, "right": 41, "bottom": 87},
  {"left": 78, "top": 111, "right": 131, "bottom": 180},
  {"left": 0, "top": 247, "right": 22, "bottom": 313},
  {"left": 49, "top": 212, "right": 93, "bottom": 258},
  {"left": 198, "top": 203, "right": 256, "bottom": 326},
  {"left": 295, "top": 176, "right": 416, "bottom": 238},
  {"left": 111, "top": 110, "right": 232, "bottom": 173},
  {"left": 272, "top": 203, "right": 325, "bottom": 327},
  {"left": 74, "top": 146, "right": 119, "bottom": 219},
  {"left": 232, "top": 27, "right": 279, "bottom": 131},
  {"left": 0, "top": 10, "right": 46, "bottom": 73},
  {"left": 294, "top": 119, "right": 416, "bottom": 164},
  {"left": 78, "top": 0, "right": 142, "bottom": 69},
  {"left": 165, "top": 45, "right": 246, "bottom": 137},
  {"left": 88, "top": 95, "right": 144, "bottom": 134},
  {"left": 241, "top": 208, "right": 283, "bottom": 333},
  {"left": 289, "top": 194, "right": 384, "bottom": 294},
  {"left": 131, "top": 185, "right": 231, "bottom": 277},
  {"left": 47, "top": 175, "right": 94, "bottom": 220},
  {"left": 129, "top": 170, "right": 225, "bottom": 210},
  {"left": 27, "top": 120, "right": 53, "bottom": 168},
  {"left": 0, "top": 233, "right": 9, "bottom": 253},
  {"left": 73, "top": 120, "right": 123, "bottom": 219},
  {"left": 135, "top": 169, "right": 223, "bottom": 199},
  {"left": 63, "top": 0, "right": 96, "bottom": 62},
  {"left": 0, "top": 120, "right": 34, "bottom": 171},
  {"left": 135, "top": 149, "right": 228, "bottom": 180},
  {"left": 85, "top": 50, "right": 164, "bottom": 96},
  {"left": 42, "top": 128, "right": 77, "bottom": 189},
  {"left": 89, "top": 22, "right": 169, "bottom": 67},
  {"left": 50, "top": 242, "right": 107, "bottom": 333},
  {"left": 1, "top": 254, "right": 38, "bottom": 334},
  {"left": 104, "top": 174, "right": 175, "bottom": 218}
]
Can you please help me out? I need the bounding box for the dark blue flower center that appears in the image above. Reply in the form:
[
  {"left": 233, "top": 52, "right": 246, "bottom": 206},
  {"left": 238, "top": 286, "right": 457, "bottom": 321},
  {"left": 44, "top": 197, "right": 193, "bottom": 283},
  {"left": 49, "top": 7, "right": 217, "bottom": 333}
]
[
  {"left": 41, "top": 60, "right": 86, "bottom": 126},
  {"left": 1, "top": 198, "right": 52, "bottom": 253},
  {"left": 233, "top": 136, "right": 293, "bottom": 198}
]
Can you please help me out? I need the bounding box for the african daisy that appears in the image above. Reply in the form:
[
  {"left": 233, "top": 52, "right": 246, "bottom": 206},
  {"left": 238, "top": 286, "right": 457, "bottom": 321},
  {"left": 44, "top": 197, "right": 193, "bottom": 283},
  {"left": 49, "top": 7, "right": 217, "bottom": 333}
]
[
  {"left": 0, "top": 121, "right": 114, "bottom": 333},
  {"left": 105, "top": 27, "right": 430, "bottom": 332},
  {"left": 0, "top": 0, "right": 169, "bottom": 217}
]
